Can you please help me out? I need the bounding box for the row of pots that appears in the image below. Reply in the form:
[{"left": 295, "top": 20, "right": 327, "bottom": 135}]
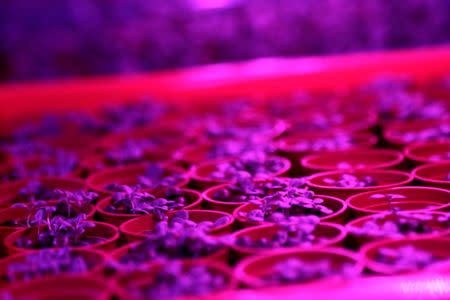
[
  {"left": 0, "top": 172, "right": 448, "bottom": 255},
  {"left": 19, "top": 160, "right": 443, "bottom": 196},
  {"left": 0, "top": 174, "right": 448, "bottom": 223},
  {"left": 1, "top": 141, "right": 448, "bottom": 196},
  {"left": 1, "top": 236, "right": 449, "bottom": 299},
  {"left": 0, "top": 125, "right": 450, "bottom": 182},
  {"left": 1, "top": 183, "right": 448, "bottom": 256},
  {"left": 2, "top": 102, "right": 446, "bottom": 153},
  {"left": 115, "top": 129, "right": 446, "bottom": 174},
  {"left": 300, "top": 141, "right": 449, "bottom": 170},
  {"left": 118, "top": 209, "right": 449, "bottom": 254},
  {"left": 84, "top": 167, "right": 450, "bottom": 213}
]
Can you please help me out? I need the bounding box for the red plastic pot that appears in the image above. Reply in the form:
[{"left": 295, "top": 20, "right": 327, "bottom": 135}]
[
  {"left": 202, "top": 177, "right": 307, "bottom": 214},
  {"left": 231, "top": 222, "right": 347, "bottom": 260},
  {"left": 233, "top": 195, "right": 347, "bottom": 227},
  {"left": 284, "top": 108, "right": 378, "bottom": 134},
  {"left": 120, "top": 209, "right": 234, "bottom": 243},
  {"left": 96, "top": 124, "right": 198, "bottom": 154},
  {"left": 0, "top": 177, "right": 87, "bottom": 208},
  {"left": 0, "top": 200, "right": 97, "bottom": 256},
  {"left": 0, "top": 248, "right": 107, "bottom": 287},
  {"left": 175, "top": 143, "right": 215, "bottom": 167},
  {"left": 404, "top": 140, "right": 450, "bottom": 165},
  {"left": 412, "top": 161, "right": 450, "bottom": 189},
  {"left": 383, "top": 118, "right": 450, "bottom": 147},
  {"left": 301, "top": 149, "right": 404, "bottom": 175},
  {"left": 203, "top": 182, "right": 261, "bottom": 214},
  {"left": 96, "top": 188, "right": 202, "bottom": 226},
  {"left": 115, "top": 260, "right": 237, "bottom": 300},
  {"left": 234, "top": 247, "right": 363, "bottom": 288},
  {"left": 190, "top": 156, "right": 291, "bottom": 190},
  {"left": 195, "top": 117, "right": 286, "bottom": 141},
  {"left": 60, "top": 200, "right": 97, "bottom": 220},
  {"left": 202, "top": 183, "right": 250, "bottom": 214},
  {"left": 86, "top": 163, "right": 189, "bottom": 195},
  {"left": 80, "top": 148, "right": 173, "bottom": 176},
  {"left": 111, "top": 240, "right": 229, "bottom": 265},
  {"left": 361, "top": 236, "right": 450, "bottom": 275},
  {"left": 182, "top": 97, "right": 263, "bottom": 117},
  {"left": 0, "top": 177, "right": 87, "bottom": 205},
  {"left": 261, "top": 93, "right": 329, "bottom": 119},
  {"left": 40, "top": 135, "right": 102, "bottom": 157},
  {"left": 345, "top": 211, "right": 450, "bottom": 248},
  {"left": 175, "top": 140, "right": 275, "bottom": 167},
  {"left": 4, "top": 221, "right": 119, "bottom": 255},
  {"left": 276, "top": 131, "right": 378, "bottom": 175},
  {"left": 0, "top": 206, "right": 29, "bottom": 257},
  {"left": 1, "top": 199, "right": 95, "bottom": 222},
  {"left": 0, "top": 156, "right": 82, "bottom": 182},
  {"left": 0, "top": 150, "right": 10, "bottom": 166},
  {"left": 2, "top": 274, "right": 114, "bottom": 300},
  {"left": 1, "top": 115, "right": 104, "bottom": 156},
  {"left": 347, "top": 186, "right": 450, "bottom": 217},
  {"left": 422, "top": 77, "right": 450, "bottom": 100},
  {"left": 307, "top": 169, "right": 413, "bottom": 200},
  {"left": 424, "top": 259, "right": 450, "bottom": 275}
]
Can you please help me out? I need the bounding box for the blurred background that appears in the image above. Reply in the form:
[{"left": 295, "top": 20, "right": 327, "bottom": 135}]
[{"left": 1, "top": 0, "right": 450, "bottom": 82}]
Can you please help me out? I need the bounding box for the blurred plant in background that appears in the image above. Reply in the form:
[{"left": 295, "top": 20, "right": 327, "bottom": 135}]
[{"left": 0, "top": 0, "right": 449, "bottom": 81}]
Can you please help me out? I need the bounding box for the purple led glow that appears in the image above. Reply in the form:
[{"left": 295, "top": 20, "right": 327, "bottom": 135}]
[{"left": 190, "top": 0, "right": 237, "bottom": 10}]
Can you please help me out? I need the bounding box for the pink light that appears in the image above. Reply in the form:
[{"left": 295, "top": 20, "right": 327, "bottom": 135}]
[
  {"left": 400, "top": 277, "right": 450, "bottom": 296},
  {"left": 190, "top": 0, "right": 237, "bottom": 10}
]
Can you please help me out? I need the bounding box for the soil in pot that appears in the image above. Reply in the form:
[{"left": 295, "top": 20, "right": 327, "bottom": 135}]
[
  {"left": 87, "top": 163, "right": 189, "bottom": 195},
  {"left": 0, "top": 247, "right": 106, "bottom": 285},
  {"left": 176, "top": 139, "right": 275, "bottom": 167},
  {"left": 383, "top": 119, "right": 450, "bottom": 147},
  {"left": 347, "top": 186, "right": 450, "bottom": 217},
  {"left": 234, "top": 247, "right": 363, "bottom": 288},
  {"left": 112, "top": 222, "right": 229, "bottom": 268},
  {"left": 361, "top": 237, "right": 450, "bottom": 275},
  {"left": 0, "top": 177, "right": 87, "bottom": 208},
  {"left": 276, "top": 131, "right": 378, "bottom": 174},
  {"left": 300, "top": 149, "right": 404, "bottom": 175},
  {"left": 203, "top": 176, "right": 307, "bottom": 213},
  {"left": 404, "top": 140, "right": 450, "bottom": 165},
  {"left": 120, "top": 209, "right": 234, "bottom": 243},
  {"left": 5, "top": 220, "right": 119, "bottom": 254},
  {"left": 96, "top": 187, "right": 202, "bottom": 226},
  {"left": 346, "top": 210, "right": 450, "bottom": 248},
  {"left": 190, "top": 154, "right": 291, "bottom": 190},
  {"left": 306, "top": 169, "right": 413, "bottom": 200},
  {"left": 412, "top": 161, "right": 450, "bottom": 189},
  {"left": 233, "top": 193, "right": 347, "bottom": 227},
  {"left": 231, "top": 217, "right": 346, "bottom": 259},
  {"left": 80, "top": 146, "right": 173, "bottom": 175},
  {"left": 116, "top": 261, "right": 236, "bottom": 300},
  {"left": 197, "top": 117, "right": 286, "bottom": 141},
  {"left": 0, "top": 155, "right": 81, "bottom": 181}
]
